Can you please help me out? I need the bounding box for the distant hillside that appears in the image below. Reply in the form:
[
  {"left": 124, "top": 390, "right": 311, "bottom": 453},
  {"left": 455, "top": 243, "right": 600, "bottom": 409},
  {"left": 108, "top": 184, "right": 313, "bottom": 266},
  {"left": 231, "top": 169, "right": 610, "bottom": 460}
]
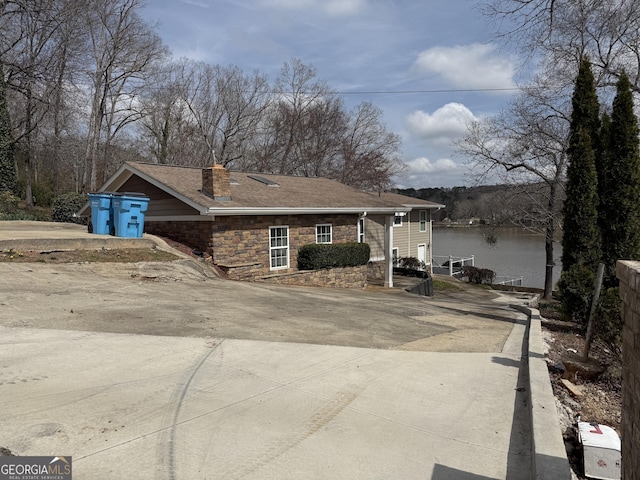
[{"left": 394, "top": 184, "right": 512, "bottom": 222}]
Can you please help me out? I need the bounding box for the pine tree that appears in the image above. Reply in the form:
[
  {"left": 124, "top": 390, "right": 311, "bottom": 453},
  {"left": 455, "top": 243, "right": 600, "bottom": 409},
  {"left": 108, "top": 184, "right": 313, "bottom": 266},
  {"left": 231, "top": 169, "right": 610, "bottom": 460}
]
[
  {"left": 600, "top": 71, "right": 640, "bottom": 285},
  {"left": 596, "top": 112, "right": 611, "bottom": 253},
  {"left": 0, "top": 60, "right": 16, "bottom": 194},
  {"left": 561, "top": 57, "right": 601, "bottom": 272},
  {"left": 596, "top": 113, "right": 611, "bottom": 196}
]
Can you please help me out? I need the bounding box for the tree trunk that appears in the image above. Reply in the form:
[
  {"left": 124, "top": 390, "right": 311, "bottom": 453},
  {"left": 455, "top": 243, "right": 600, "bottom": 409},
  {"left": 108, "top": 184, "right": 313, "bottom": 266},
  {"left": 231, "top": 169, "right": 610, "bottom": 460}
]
[
  {"left": 543, "top": 182, "right": 558, "bottom": 299},
  {"left": 544, "top": 238, "right": 554, "bottom": 300},
  {"left": 24, "top": 83, "right": 34, "bottom": 208}
]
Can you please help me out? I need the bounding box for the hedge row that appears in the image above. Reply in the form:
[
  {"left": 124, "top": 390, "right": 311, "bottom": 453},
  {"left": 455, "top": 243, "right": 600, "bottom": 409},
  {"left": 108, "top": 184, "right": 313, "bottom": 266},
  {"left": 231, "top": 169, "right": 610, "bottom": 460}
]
[
  {"left": 51, "top": 192, "right": 87, "bottom": 225},
  {"left": 462, "top": 265, "right": 496, "bottom": 285},
  {"left": 298, "top": 242, "right": 370, "bottom": 270}
]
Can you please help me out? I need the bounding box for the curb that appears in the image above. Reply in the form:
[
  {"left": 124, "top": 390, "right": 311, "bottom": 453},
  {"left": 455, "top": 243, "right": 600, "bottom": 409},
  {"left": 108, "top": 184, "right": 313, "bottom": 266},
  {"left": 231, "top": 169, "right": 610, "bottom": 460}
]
[
  {"left": 512, "top": 304, "right": 573, "bottom": 479},
  {"left": 0, "top": 236, "right": 156, "bottom": 251}
]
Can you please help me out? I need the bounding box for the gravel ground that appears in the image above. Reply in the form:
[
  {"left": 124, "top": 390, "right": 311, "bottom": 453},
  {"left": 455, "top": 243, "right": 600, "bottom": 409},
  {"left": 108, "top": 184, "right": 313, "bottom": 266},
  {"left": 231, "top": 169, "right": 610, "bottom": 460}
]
[{"left": 541, "top": 320, "right": 622, "bottom": 479}]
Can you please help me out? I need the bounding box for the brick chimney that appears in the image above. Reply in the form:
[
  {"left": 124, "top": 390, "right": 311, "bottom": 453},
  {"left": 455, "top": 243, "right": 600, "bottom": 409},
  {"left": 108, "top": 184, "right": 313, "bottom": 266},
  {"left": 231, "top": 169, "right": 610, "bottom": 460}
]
[{"left": 202, "top": 164, "right": 231, "bottom": 201}]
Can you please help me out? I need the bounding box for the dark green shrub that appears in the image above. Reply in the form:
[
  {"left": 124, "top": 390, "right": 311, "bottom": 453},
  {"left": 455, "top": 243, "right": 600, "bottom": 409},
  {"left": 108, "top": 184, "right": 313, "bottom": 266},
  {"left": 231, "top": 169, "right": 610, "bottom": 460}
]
[
  {"left": 298, "top": 242, "right": 370, "bottom": 270},
  {"left": 595, "top": 287, "right": 622, "bottom": 352},
  {"left": 557, "top": 263, "right": 596, "bottom": 324},
  {"left": 1, "top": 212, "right": 38, "bottom": 220},
  {"left": 31, "top": 180, "right": 55, "bottom": 207},
  {"left": 0, "top": 190, "right": 19, "bottom": 214},
  {"left": 398, "top": 257, "right": 424, "bottom": 269},
  {"left": 462, "top": 265, "right": 496, "bottom": 285},
  {"left": 51, "top": 192, "right": 87, "bottom": 225}
]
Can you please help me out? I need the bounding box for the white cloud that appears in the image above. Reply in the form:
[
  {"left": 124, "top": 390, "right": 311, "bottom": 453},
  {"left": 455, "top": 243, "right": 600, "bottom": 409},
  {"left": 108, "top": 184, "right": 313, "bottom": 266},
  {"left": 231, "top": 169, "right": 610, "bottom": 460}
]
[
  {"left": 413, "top": 43, "right": 516, "bottom": 90},
  {"left": 260, "top": 0, "right": 365, "bottom": 15},
  {"left": 178, "top": 0, "right": 210, "bottom": 7},
  {"left": 406, "top": 102, "right": 477, "bottom": 142},
  {"left": 324, "top": 0, "right": 365, "bottom": 15},
  {"left": 406, "top": 157, "right": 459, "bottom": 174},
  {"left": 394, "top": 156, "right": 463, "bottom": 188}
]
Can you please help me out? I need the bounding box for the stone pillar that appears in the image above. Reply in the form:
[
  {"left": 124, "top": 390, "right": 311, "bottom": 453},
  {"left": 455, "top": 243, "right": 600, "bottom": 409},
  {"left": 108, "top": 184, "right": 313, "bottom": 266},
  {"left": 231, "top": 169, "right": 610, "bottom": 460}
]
[{"left": 616, "top": 260, "right": 640, "bottom": 480}]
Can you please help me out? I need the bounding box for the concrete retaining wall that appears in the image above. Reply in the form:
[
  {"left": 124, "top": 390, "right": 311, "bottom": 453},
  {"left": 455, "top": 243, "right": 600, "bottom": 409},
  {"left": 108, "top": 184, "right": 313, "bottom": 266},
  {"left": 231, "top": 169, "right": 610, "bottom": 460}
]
[{"left": 512, "top": 304, "right": 572, "bottom": 480}]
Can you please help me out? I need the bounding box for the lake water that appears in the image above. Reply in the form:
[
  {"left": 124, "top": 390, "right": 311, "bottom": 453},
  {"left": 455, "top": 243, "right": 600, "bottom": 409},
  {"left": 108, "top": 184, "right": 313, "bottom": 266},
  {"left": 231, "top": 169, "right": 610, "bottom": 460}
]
[{"left": 432, "top": 226, "right": 563, "bottom": 289}]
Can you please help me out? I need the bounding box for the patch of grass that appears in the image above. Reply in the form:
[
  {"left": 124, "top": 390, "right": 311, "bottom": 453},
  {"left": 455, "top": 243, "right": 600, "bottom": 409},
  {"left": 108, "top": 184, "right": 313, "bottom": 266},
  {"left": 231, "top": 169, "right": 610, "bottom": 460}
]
[
  {"left": 433, "top": 279, "right": 463, "bottom": 291},
  {"left": 539, "top": 298, "right": 563, "bottom": 321},
  {"left": 0, "top": 248, "right": 180, "bottom": 263}
]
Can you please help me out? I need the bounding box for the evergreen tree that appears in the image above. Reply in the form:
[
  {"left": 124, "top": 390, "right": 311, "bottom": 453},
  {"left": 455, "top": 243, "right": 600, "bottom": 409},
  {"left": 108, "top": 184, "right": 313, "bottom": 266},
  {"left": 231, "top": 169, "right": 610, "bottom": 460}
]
[
  {"left": 596, "top": 112, "right": 611, "bottom": 251},
  {"left": 561, "top": 57, "right": 601, "bottom": 272},
  {"left": 600, "top": 71, "right": 640, "bottom": 285},
  {"left": 0, "top": 60, "right": 16, "bottom": 194}
]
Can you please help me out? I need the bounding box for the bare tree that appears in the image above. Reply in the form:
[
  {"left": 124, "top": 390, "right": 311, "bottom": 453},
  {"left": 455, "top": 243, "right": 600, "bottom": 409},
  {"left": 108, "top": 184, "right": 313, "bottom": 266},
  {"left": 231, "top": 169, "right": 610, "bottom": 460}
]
[
  {"left": 256, "top": 59, "right": 335, "bottom": 175},
  {"left": 211, "top": 66, "right": 272, "bottom": 169},
  {"left": 138, "top": 60, "right": 190, "bottom": 164},
  {"left": 338, "top": 102, "right": 404, "bottom": 191},
  {"left": 0, "top": 0, "right": 84, "bottom": 205},
  {"left": 482, "top": 0, "right": 640, "bottom": 92},
  {"left": 474, "top": 0, "right": 640, "bottom": 297},
  {"left": 81, "top": 0, "right": 167, "bottom": 191},
  {"left": 458, "top": 81, "right": 568, "bottom": 299}
]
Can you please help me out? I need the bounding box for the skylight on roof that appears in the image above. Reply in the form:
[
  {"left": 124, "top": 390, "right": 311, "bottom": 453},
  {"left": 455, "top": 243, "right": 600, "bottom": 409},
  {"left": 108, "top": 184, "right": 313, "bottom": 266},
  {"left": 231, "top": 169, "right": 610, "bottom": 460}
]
[{"left": 248, "top": 175, "right": 279, "bottom": 187}]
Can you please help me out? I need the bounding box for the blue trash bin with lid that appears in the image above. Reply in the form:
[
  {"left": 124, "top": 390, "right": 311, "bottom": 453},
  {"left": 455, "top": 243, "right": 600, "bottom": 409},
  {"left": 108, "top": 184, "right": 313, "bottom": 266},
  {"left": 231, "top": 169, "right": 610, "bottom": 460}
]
[
  {"left": 88, "top": 192, "right": 113, "bottom": 235},
  {"left": 112, "top": 193, "right": 150, "bottom": 238}
]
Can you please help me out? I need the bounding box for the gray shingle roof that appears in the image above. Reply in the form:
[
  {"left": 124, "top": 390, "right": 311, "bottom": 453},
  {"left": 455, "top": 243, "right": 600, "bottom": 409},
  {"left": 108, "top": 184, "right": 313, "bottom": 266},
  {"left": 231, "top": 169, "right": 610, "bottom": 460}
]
[
  {"left": 126, "top": 162, "right": 416, "bottom": 212},
  {"left": 378, "top": 191, "right": 445, "bottom": 209}
]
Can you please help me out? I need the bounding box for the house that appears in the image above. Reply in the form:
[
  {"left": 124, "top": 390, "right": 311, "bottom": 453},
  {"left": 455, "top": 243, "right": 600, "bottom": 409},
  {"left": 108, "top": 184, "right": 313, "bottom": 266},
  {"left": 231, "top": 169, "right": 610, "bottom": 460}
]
[
  {"left": 372, "top": 192, "right": 444, "bottom": 270},
  {"left": 78, "top": 162, "right": 444, "bottom": 287}
]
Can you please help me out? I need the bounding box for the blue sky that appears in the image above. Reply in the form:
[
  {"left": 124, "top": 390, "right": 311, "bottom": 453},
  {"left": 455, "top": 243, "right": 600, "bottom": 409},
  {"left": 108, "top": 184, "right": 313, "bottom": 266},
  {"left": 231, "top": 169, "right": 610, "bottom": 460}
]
[{"left": 142, "top": 0, "right": 525, "bottom": 188}]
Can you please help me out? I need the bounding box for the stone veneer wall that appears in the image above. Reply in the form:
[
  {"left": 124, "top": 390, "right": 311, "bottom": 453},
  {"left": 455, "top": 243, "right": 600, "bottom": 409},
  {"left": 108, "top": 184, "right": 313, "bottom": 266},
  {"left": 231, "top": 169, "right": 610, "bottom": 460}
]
[
  {"left": 367, "top": 260, "right": 385, "bottom": 280},
  {"left": 260, "top": 265, "right": 368, "bottom": 288},
  {"left": 616, "top": 260, "right": 640, "bottom": 480},
  {"left": 145, "top": 215, "right": 366, "bottom": 287},
  {"left": 211, "top": 214, "right": 358, "bottom": 276}
]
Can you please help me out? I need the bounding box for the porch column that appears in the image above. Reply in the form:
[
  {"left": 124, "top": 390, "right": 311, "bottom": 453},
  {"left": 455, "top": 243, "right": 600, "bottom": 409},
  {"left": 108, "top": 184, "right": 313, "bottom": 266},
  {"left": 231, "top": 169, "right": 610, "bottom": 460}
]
[
  {"left": 384, "top": 214, "right": 394, "bottom": 288},
  {"left": 428, "top": 214, "right": 433, "bottom": 274}
]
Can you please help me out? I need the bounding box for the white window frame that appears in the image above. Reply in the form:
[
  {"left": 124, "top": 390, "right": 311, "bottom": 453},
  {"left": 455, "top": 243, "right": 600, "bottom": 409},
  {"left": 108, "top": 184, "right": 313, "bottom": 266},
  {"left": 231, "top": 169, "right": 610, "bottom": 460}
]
[
  {"left": 393, "top": 214, "right": 403, "bottom": 226},
  {"left": 419, "top": 210, "right": 427, "bottom": 232},
  {"left": 358, "top": 217, "right": 365, "bottom": 243},
  {"left": 392, "top": 247, "right": 400, "bottom": 267},
  {"left": 316, "top": 224, "right": 332, "bottom": 244},
  {"left": 269, "top": 226, "right": 289, "bottom": 270}
]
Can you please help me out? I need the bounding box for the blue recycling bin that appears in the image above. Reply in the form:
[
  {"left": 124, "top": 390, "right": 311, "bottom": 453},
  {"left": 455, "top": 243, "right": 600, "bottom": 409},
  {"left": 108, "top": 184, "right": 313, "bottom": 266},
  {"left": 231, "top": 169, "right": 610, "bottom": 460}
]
[
  {"left": 88, "top": 193, "right": 113, "bottom": 235},
  {"left": 112, "top": 193, "right": 150, "bottom": 238}
]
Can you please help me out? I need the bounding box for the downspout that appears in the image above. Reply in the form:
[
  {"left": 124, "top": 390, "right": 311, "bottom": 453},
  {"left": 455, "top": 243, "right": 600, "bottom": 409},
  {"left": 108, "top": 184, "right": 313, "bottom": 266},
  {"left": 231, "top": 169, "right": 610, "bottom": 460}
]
[
  {"left": 384, "top": 214, "right": 394, "bottom": 288},
  {"left": 407, "top": 210, "right": 411, "bottom": 263}
]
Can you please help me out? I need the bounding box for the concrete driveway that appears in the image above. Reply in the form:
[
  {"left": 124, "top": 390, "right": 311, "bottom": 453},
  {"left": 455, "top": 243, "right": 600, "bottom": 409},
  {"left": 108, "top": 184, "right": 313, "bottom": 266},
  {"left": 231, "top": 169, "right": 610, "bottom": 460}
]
[{"left": 0, "top": 231, "right": 534, "bottom": 479}]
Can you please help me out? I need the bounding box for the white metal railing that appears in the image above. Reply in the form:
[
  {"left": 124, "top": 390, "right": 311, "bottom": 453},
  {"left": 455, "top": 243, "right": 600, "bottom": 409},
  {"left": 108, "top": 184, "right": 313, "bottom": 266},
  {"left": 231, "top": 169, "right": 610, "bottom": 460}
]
[
  {"left": 432, "top": 256, "right": 525, "bottom": 286},
  {"left": 432, "top": 255, "right": 475, "bottom": 277},
  {"left": 494, "top": 276, "right": 524, "bottom": 286}
]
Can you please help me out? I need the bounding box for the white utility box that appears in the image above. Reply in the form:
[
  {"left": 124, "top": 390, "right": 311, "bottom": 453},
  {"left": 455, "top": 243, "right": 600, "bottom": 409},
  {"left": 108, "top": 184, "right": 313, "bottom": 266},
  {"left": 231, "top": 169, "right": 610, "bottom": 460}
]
[{"left": 578, "top": 422, "right": 621, "bottom": 480}]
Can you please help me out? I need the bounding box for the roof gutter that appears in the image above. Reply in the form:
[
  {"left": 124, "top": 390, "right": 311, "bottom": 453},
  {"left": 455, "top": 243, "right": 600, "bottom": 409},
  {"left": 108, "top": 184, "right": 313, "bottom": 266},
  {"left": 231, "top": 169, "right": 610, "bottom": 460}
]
[
  {"left": 206, "top": 206, "right": 411, "bottom": 216},
  {"left": 403, "top": 203, "right": 446, "bottom": 209}
]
